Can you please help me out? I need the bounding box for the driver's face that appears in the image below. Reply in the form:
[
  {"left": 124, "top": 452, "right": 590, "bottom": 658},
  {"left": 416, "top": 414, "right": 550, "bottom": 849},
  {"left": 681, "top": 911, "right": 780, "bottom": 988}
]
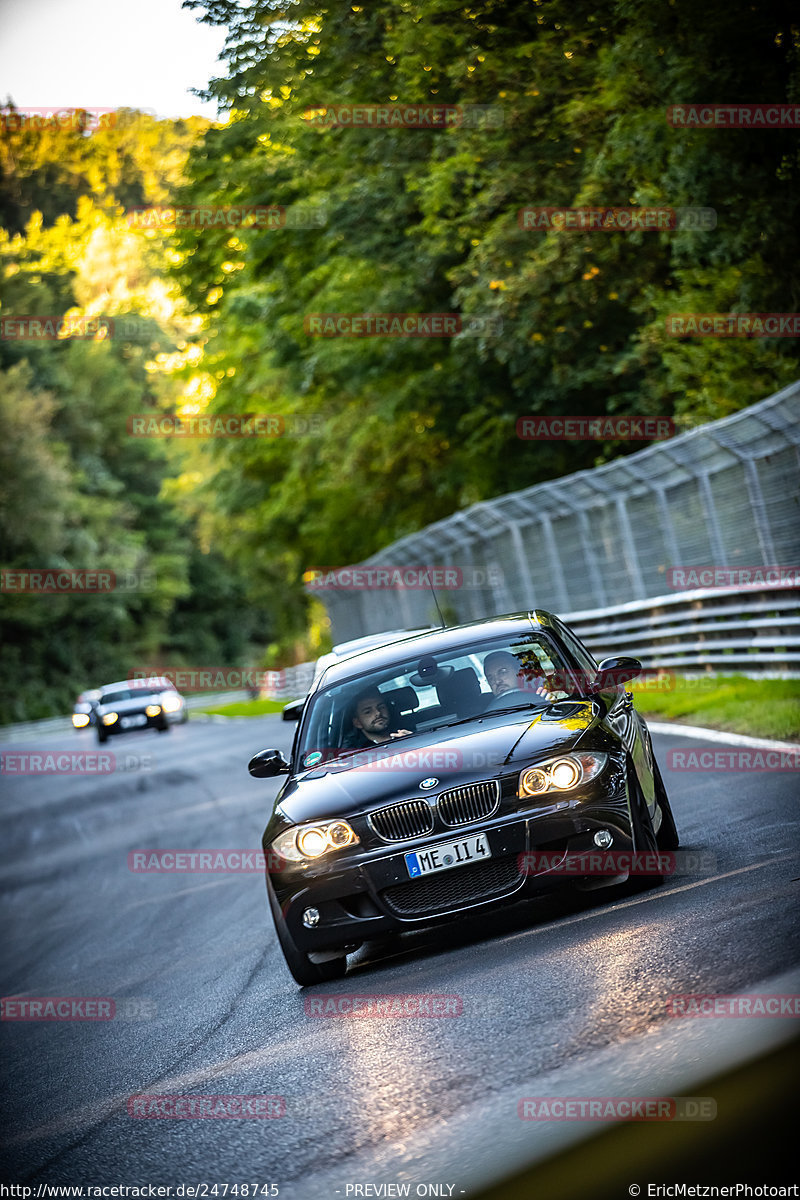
[
  {"left": 354, "top": 695, "right": 391, "bottom": 737},
  {"left": 485, "top": 660, "right": 519, "bottom": 697}
]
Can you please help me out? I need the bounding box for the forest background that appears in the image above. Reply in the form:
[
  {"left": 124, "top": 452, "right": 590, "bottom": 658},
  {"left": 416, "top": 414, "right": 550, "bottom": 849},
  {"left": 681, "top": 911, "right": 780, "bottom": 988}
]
[{"left": 1, "top": 0, "right": 798, "bottom": 720}]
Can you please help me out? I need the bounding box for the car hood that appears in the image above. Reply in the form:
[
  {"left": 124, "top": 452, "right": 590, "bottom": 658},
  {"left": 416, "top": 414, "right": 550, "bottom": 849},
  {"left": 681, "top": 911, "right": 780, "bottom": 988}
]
[{"left": 277, "top": 700, "right": 600, "bottom": 823}]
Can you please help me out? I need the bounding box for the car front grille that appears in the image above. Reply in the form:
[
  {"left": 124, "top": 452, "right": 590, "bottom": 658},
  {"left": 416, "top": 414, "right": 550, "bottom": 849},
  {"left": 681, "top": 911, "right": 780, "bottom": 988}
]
[
  {"left": 370, "top": 800, "right": 434, "bottom": 842},
  {"left": 381, "top": 854, "right": 523, "bottom": 917},
  {"left": 438, "top": 780, "right": 500, "bottom": 827}
]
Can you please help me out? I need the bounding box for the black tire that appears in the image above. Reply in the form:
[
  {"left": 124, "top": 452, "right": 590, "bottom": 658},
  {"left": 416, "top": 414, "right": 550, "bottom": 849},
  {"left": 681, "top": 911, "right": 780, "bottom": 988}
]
[
  {"left": 625, "top": 771, "right": 665, "bottom": 891},
  {"left": 267, "top": 883, "right": 348, "bottom": 987},
  {"left": 653, "top": 759, "right": 680, "bottom": 850},
  {"left": 97, "top": 727, "right": 108, "bottom": 744},
  {"left": 157, "top": 722, "right": 170, "bottom": 733}
]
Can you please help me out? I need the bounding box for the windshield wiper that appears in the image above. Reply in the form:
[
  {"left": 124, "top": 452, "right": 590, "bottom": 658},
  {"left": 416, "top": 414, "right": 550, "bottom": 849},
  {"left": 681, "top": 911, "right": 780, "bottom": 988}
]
[{"left": 481, "top": 702, "right": 545, "bottom": 717}]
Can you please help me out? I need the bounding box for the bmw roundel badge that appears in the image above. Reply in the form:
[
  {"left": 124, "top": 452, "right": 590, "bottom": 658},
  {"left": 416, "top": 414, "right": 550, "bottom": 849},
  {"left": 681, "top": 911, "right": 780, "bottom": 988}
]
[{"left": 419, "top": 777, "right": 439, "bottom": 790}]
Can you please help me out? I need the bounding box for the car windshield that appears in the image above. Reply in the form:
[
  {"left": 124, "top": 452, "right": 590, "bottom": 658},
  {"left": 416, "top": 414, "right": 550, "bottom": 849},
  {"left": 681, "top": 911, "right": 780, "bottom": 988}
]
[
  {"left": 101, "top": 688, "right": 160, "bottom": 705},
  {"left": 297, "top": 631, "right": 580, "bottom": 768}
]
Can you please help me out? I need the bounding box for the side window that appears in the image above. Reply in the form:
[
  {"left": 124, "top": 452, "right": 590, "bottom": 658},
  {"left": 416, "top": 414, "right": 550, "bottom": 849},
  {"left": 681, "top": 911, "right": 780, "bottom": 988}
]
[{"left": 552, "top": 621, "right": 598, "bottom": 684}]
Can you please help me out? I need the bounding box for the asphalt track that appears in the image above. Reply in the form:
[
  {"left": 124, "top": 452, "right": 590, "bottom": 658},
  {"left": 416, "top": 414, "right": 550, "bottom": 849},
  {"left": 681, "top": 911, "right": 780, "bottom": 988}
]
[{"left": 1, "top": 714, "right": 798, "bottom": 1195}]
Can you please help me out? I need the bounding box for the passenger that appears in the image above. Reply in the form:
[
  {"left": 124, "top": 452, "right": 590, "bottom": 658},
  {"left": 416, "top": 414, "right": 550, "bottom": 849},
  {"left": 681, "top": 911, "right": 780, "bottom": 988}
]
[
  {"left": 482, "top": 651, "right": 559, "bottom": 708},
  {"left": 342, "top": 687, "right": 413, "bottom": 748}
]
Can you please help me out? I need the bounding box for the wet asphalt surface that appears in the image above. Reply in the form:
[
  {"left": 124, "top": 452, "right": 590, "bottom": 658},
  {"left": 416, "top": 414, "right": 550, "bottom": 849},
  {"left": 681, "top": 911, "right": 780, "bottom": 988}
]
[{"left": 1, "top": 714, "right": 798, "bottom": 1194}]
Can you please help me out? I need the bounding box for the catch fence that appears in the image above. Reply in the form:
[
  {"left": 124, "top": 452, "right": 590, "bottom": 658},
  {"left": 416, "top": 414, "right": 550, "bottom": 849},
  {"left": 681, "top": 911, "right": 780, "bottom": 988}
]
[{"left": 308, "top": 381, "right": 800, "bottom": 672}]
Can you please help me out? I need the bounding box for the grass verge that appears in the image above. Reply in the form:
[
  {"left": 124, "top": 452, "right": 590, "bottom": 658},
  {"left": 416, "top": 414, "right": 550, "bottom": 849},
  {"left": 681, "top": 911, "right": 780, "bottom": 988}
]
[
  {"left": 630, "top": 675, "right": 800, "bottom": 742},
  {"left": 194, "top": 697, "right": 288, "bottom": 717}
]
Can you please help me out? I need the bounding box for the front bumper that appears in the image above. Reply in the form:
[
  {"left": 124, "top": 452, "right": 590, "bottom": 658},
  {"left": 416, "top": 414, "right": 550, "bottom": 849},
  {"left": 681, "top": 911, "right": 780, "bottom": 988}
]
[
  {"left": 100, "top": 712, "right": 167, "bottom": 736},
  {"left": 269, "top": 802, "right": 636, "bottom": 955}
]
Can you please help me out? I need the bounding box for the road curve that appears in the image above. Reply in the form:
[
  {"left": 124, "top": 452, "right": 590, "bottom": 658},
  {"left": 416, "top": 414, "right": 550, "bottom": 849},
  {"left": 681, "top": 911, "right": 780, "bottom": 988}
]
[{"left": 1, "top": 715, "right": 798, "bottom": 1193}]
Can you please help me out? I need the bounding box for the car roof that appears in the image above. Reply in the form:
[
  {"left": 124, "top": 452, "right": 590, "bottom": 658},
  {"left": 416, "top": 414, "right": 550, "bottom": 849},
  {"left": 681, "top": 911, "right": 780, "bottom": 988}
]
[
  {"left": 316, "top": 611, "right": 558, "bottom": 689},
  {"left": 330, "top": 627, "right": 435, "bottom": 658},
  {"left": 98, "top": 677, "right": 176, "bottom": 694}
]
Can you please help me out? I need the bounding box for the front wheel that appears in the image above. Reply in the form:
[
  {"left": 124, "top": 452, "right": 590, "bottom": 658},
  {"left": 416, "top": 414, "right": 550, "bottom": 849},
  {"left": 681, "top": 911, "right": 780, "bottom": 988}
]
[
  {"left": 625, "top": 772, "right": 665, "bottom": 892},
  {"left": 653, "top": 759, "right": 679, "bottom": 850},
  {"left": 157, "top": 722, "right": 170, "bottom": 734},
  {"left": 267, "top": 883, "right": 347, "bottom": 987},
  {"left": 97, "top": 727, "right": 108, "bottom": 744}
]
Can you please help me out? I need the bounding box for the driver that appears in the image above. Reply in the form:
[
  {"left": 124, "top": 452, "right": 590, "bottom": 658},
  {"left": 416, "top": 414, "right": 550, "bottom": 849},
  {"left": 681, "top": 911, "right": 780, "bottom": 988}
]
[
  {"left": 482, "top": 651, "right": 559, "bottom": 708},
  {"left": 342, "top": 687, "right": 413, "bottom": 748}
]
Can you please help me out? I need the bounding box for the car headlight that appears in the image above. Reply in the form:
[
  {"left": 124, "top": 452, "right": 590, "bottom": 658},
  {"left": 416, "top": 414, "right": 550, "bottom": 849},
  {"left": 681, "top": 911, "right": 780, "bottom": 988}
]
[
  {"left": 72, "top": 713, "right": 90, "bottom": 728},
  {"left": 519, "top": 752, "right": 607, "bottom": 799},
  {"left": 102, "top": 712, "right": 119, "bottom": 726},
  {"left": 272, "top": 820, "right": 359, "bottom": 863},
  {"left": 145, "top": 704, "right": 162, "bottom": 717},
  {"left": 160, "top": 694, "right": 182, "bottom": 713}
]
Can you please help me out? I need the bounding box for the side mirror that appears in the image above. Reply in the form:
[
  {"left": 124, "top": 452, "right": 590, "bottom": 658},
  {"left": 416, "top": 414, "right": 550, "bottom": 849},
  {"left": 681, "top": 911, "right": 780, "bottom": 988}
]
[
  {"left": 281, "top": 698, "right": 305, "bottom": 722},
  {"left": 593, "top": 656, "right": 642, "bottom": 691},
  {"left": 248, "top": 748, "right": 291, "bottom": 778}
]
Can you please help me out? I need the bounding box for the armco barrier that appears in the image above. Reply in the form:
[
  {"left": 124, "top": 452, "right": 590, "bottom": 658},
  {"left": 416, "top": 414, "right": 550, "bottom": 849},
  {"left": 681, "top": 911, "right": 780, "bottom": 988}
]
[
  {"left": 310, "top": 382, "right": 800, "bottom": 649},
  {"left": 565, "top": 584, "right": 800, "bottom": 674}
]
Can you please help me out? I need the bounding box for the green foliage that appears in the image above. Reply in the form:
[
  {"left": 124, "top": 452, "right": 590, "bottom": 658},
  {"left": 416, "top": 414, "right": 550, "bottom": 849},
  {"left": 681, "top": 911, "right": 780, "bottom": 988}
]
[
  {"left": 3, "top": 3, "right": 799, "bottom": 716},
  {"left": 173, "top": 0, "right": 800, "bottom": 626},
  {"left": 0, "top": 111, "right": 274, "bottom": 722}
]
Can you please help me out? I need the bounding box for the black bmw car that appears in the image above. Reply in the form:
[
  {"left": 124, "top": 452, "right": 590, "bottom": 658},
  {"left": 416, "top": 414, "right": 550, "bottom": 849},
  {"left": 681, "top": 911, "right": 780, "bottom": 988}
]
[{"left": 249, "top": 612, "right": 679, "bottom": 986}]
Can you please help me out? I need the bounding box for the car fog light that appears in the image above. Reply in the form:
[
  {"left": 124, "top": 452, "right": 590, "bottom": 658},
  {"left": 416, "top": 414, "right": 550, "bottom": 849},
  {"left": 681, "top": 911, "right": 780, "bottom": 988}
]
[
  {"left": 302, "top": 907, "right": 320, "bottom": 928},
  {"left": 594, "top": 829, "right": 613, "bottom": 848}
]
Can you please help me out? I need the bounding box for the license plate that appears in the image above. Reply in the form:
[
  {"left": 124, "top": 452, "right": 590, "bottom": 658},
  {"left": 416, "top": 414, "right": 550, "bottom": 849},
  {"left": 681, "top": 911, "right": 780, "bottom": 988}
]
[
  {"left": 120, "top": 714, "right": 147, "bottom": 729},
  {"left": 405, "top": 834, "right": 491, "bottom": 879}
]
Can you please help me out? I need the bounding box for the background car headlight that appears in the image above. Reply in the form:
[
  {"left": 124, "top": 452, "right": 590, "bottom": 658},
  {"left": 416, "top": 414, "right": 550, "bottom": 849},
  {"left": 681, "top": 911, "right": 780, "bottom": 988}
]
[
  {"left": 101, "top": 712, "right": 118, "bottom": 726},
  {"left": 272, "top": 820, "right": 359, "bottom": 863},
  {"left": 519, "top": 752, "right": 607, "bottom": 799},
  {"left": 145, "top": 704, "right": 162, "bottom": 717},
  {"left": 160, "top": 694, "right": 182, "bottom": 713}
]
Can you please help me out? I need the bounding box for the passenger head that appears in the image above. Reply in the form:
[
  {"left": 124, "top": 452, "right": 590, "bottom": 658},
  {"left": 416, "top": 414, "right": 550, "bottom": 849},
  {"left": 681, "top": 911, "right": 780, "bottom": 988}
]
[{"left": 483, "top": 651, "right": 522, "bottom": 697}]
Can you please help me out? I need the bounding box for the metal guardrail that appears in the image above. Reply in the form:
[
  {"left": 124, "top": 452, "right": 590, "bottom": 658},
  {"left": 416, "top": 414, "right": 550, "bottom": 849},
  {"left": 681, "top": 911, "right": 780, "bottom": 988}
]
[
  {"left": 563, "top": 584, "right": 800, "bottom": 674},
  {"left": 0, "top": 689, "right": 256, "bottom": 742},
  {"left": 312, "top": 382, "right": 800, "bottom": 643},
  {"left": 266, "top": 663, "right": 316, "bottom": 698},
  {"left": 259, "top": 585, "right": 800, "bottom": 702}
]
